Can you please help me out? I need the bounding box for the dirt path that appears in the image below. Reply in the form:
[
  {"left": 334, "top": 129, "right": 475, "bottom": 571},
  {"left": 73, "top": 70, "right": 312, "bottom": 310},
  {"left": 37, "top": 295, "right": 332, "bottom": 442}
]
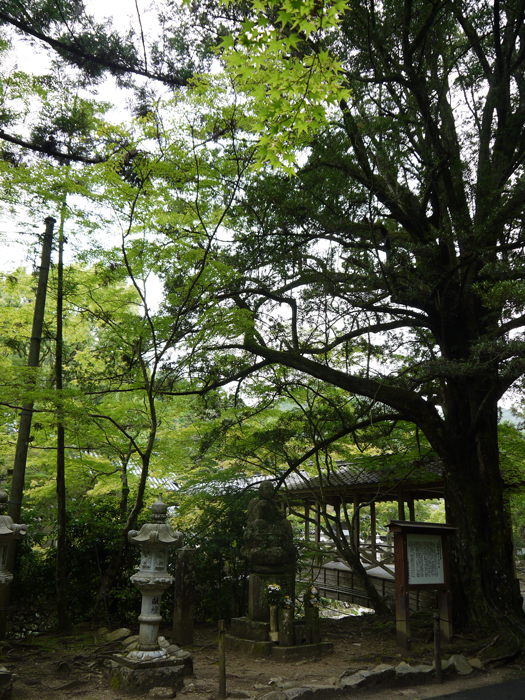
[{"left": 2, "top": 614, "right": 525, "bottom": 700}]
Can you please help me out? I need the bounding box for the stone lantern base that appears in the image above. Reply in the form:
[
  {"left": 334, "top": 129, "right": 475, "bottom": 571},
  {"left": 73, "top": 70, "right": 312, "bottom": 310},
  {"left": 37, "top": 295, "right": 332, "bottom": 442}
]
[{"left": 109, "top": 653, "right": 186, "bottom": 695}]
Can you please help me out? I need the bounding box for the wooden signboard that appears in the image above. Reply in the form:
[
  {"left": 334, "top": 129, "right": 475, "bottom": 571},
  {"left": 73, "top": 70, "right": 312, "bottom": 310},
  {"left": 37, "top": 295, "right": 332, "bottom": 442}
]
[{"left": 388, "top": 521, "right": 456, "bottom": 651}]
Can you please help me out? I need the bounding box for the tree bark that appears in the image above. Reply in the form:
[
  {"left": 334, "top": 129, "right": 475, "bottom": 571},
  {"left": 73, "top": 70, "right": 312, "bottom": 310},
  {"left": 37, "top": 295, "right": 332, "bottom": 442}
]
[
  {"left": 55, "top": 211, "right": 71, "bottom": 632},
  {"left": 442, "top": 389, "right": 524, "bottom": 631},
  {"left": 0, "top": 217, "right": 55, "bottom": 640}
]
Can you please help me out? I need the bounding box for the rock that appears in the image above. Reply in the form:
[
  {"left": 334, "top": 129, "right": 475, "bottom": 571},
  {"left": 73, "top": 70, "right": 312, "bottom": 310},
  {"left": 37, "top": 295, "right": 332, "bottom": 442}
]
[
  {"left": 258, "top": 693, "right": 286, "bottom": 700},
  {"left": 180, "top": 681, "right": 212, "bottom": 694},
  {"left": 340, "top": 673, "right": 367, "bottom": 690},
  {"left": 269, "top": 677, "right": 284, "bottom": 684},
  {"left": 309, "top": 684, "right": 343, "bottom": 698},
  {"left": 468, "top": 657, "right": 485, "bottom": 671},
  {"left": 449, "top": 654, "right": 473, "bottom": 675},
  {"left": 228, "top": 691, "right": 252, "bottom": 698},
  {"left": 277, "top": 681, "right": 299, "bottom": 690},
  {"left": 339, "top": 668, "right": 360, "bottom": 680},
  {"left": 324, "top": 677, "right": 339, "bottom": 686},
  {"left": 363, "top": 664, "right": 395, "bottom": 685},
  {"left": 123, "top": 635, "right": 139, "bottom": 647},
  {"left": 433, "top": 658, "right": 454, "bottom": 674},
  {"left": 342, "top": 667, "right": 393, "bottom": 688},
  {"left": 166, "top": 644, "right": 180, "bottom": 654},
  {"left": 97, "top": 627, "right": 109, "bottom": 636},
  {"left": 158, "top": 636, "right": 170, "bottom": 649},
  {"left": 412, "top": 664, "right": 434, "bottom": 675},
  {"left": 106, "top": 628, "right": 132, "bottom": 642},
  {"left": 284, "top": 689, "right": 313, "bottom": 700},
  {"left": 148, "top": 688, "right": 176, "bottom": 699},
  {"left": 394, "top": 662, "right": 433, "bottom": 683},
  {"left": 173, "top": 650, "right": 191, "bottom": 659}
]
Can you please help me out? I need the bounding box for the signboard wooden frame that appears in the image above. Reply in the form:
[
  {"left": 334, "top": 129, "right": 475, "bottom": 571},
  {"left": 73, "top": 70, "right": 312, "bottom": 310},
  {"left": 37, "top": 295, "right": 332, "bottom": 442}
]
[{"left": 388, "top": 521, "right": 456, "bottom": 651}]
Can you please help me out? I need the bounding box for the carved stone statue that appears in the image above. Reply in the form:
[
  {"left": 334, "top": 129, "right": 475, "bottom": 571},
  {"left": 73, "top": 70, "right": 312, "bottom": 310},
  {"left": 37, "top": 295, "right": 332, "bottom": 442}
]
[{"left": 241, "top": 482, "right": 295, "bottom": 574}]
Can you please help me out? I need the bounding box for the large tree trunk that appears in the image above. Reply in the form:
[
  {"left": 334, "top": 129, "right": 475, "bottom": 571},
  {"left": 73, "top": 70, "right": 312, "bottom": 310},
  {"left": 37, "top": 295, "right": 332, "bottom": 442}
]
[{"left": 442, "top": 385, "right": 524, "bottom": 634}]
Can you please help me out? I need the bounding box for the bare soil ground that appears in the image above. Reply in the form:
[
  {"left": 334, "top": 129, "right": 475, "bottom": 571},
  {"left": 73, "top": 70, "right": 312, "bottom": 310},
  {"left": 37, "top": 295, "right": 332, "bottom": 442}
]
[{"left": 2, "top": 611, "right": 525, "bottom": 700}]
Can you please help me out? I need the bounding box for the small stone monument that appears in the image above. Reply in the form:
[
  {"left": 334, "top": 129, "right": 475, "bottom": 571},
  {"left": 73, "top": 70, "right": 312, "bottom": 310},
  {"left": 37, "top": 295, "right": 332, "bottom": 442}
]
[
  {"left": 226, "top": 482, "right": 333, "bottom": 660},
  {"left": 110, "top": 494, "right": 189, "bottom": 694},
  {"left": 241, "top": 482, "right": 296, "bottom": 621}
]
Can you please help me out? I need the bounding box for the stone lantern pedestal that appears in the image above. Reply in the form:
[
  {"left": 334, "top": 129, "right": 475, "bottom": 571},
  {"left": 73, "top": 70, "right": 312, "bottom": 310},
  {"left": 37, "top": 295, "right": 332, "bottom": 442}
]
[{"left": 109, "top": 495, "right": 191, "bottom": 695}]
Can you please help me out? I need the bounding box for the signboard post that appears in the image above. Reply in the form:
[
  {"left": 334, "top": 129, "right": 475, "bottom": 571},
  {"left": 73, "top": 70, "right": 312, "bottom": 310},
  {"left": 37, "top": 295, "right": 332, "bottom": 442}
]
[{"left": 388, "top": 521, "right": 456, "bottom": 651}]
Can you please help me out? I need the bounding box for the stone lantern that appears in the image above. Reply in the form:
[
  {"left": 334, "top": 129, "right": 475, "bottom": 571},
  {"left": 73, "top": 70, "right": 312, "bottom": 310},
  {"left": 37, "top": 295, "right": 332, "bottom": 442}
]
[
  {"left": 127, "top": 494, "right": 182, "bottom": 660},
  {"left": 0, "top": 489, "right": 27, "bottom": 586}
]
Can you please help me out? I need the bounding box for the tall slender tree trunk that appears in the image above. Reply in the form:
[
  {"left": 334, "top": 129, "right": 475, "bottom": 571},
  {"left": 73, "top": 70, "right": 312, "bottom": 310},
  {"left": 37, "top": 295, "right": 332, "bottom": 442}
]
[
  {"left": 55, "top": 209, "right": 71, "bottom": 632},
  {"left": 0, "top": 217, "right": 55, "bottom": 640}
]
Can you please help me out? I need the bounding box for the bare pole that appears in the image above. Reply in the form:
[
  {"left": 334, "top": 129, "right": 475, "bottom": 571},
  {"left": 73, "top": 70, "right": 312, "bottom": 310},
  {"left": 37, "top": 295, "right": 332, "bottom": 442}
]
[
  {"left": 434, "top": 613, "right": 442, "bottom": 683},
  {"left": 0, "top": 217, "right": 56, "bottom": 639},
  {"left": 218, "top": 620, "right": 226, "bottom": 699}
]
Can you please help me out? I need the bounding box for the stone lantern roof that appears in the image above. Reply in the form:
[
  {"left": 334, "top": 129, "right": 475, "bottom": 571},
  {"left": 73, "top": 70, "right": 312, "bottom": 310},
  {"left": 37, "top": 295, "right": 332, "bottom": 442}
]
[{"left": 128, "top": 494, "right": 180, "bottom": 546}]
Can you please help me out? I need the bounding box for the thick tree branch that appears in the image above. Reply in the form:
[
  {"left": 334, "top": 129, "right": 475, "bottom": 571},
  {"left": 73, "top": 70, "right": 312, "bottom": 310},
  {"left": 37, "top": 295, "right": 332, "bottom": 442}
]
[
  {"left": 0, "top": 128, "right": 105, "bottom": 163},
  {"left": 0, "top": 10, "right": 188, "bottom": 87}
]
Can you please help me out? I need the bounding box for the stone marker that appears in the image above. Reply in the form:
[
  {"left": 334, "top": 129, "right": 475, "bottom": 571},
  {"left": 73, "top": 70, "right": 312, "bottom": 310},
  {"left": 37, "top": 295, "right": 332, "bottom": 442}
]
[{"left": 172, "top": 547, "right": 195, "bottom": 646}]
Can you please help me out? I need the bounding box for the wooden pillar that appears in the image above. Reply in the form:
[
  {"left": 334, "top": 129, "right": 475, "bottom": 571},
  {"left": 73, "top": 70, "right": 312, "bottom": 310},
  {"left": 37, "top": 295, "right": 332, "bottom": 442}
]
[
  {"left": 370, "top": 501, "right": 377, "bottom": 563},
  {"left": 438, "top": 590, "right": 453, "bottom": 643},
  {"left": 398, "top": 492, "right": 406, "bottom": 521},
  {"left": 335, "top": 502, "right": 342, "bottom": 539},
  {"left": 393, "top": 532, "right": 411, "bottom": 651},
  {"left": 407, "top": 496, "right": 415, "bottom": 521},
  {"left": 314, "top": 501, "right": 322, "bottom": 567},
  {"left": 439, "top": 536, "right": 453, "bottom": 643},
  {"left": 218, "top": 620, "right": 226, "bottom": 699},
  {"left": 353, "top": 495, "right": 360, "bottom": 552},
  {"left": 304, "top": 503, "right": 310, "bottom": 541}
]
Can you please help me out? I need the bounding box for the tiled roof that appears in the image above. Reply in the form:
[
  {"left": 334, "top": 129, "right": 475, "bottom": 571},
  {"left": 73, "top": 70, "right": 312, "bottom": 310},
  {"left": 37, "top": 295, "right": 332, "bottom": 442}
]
[{"left": 283, "top": 457, "right": 444, "bottom": 493}]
